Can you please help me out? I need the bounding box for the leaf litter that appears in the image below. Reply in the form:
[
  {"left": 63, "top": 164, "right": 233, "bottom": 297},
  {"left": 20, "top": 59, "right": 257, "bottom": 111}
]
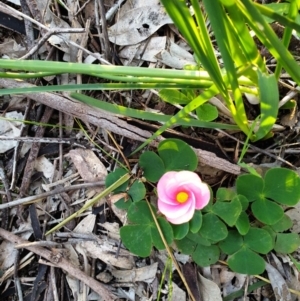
[{"left": 0, "top": 0, "right": 300, "bottom": 300}]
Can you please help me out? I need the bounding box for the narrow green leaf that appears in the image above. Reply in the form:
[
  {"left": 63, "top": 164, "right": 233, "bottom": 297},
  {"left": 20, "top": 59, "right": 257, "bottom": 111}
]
[
  {"left": 254, "top": 71, "right": 279, "bottom": 141},
  {"left": 235, "top": 211, "right": 250, "bottom": 235}
]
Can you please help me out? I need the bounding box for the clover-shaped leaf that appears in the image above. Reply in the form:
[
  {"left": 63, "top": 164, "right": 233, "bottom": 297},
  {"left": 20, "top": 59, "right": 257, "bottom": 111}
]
[
  {"left": 175, "top": 236, "right": 197, "bottom": 255},
  {"left": 192, "top": 244, "right": 220, "bottom": 267},
  {"left": 271, "top": 214, "right": 293, "bottom": 233},
  {"left": 274, "top": 233, "right": 300, "bottom": 254},
  {"left": 105, "top": 168, "right": 129, "bottom": 193},
  {"left": 228, "top": 247, "right": 266, "bottom": 275},
  {"left": 244, "top": 228, "right": 274, "bottom": 254},
  {"left": 139, "top": 151, "right": 165, "bottom": 182},
  {"left": 212, "top": 197, "right": 242, "bottom": 226},
  {"left": 158, "top": 139, "right": 198, "bottom": 171},
  {"left": 219, "top": 230, "right": 243, "bottom": 255},
  {"left": 199, "top": 213, "right": 228, "bottom": 242},
  {"left": 236, "top": 174, "right": 263, "bottom": 201},
  {"left": 251, "top": 198, "right": 283, "bottom": 225},
  {"left": 120, "top": 201, "right": 173, "bottom": 257},
  {"left": 128, "top": 180, "right": 146, "bottom": 202},
  {"left": 189, "top": 210, "right": 202, "bottom": 233},
  {"left": 264, "top": 168, "right": 300, "bottom": 206},
  {"left": 172, "top": 222, "right": 189, "bottom": 240},
  {"left": 235, "top": 211, "right": 250, "bottom": 235},
  {"left": 216, "top": 188, "right": 237, "bottom": 202}
]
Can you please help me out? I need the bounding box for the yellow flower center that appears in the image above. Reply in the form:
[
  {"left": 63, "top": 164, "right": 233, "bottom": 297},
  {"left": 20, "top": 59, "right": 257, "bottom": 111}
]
[{"left": 176, "top": 192, "right": 189, "bottom": 203}]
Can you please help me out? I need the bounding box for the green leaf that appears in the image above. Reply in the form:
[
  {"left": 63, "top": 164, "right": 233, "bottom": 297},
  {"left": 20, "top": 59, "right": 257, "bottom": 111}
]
[
  {"left": 254, "top": 71, "right": 279, "bottom": 141},
  {"left": 264, "top": 168, "right": 300, "bottom": 206},
  {"left": 189, "top": 210, "right": 203, "bottom": 233},
  {"left": 216, "top": 188, "right": 237, "bottom": 202},
  {"left": 199, "top": 213, "right": 228, "bottom": 242},
  {"left": 275, "top": 233, "right": 300, "bottom": 254},
  {"left": 175, "top": 237, "right": 197, "bottom": 255},
  {"left": 120, "top": 225, "right": 152, "bottom": 257},
  {"left": 262, "top": 3, "right": 290, "bottom": 23},
  {"left": 105, "top": 168, "right": 129, "bottom": 193},
  {"left": 128, "top": 180, "right": 146, "bottom": 202},
  {"left": 139, "top": 151, "right": 165, "bottom": 182},
  {"left": 151, "top": 217, "right": 174, "bottom": 250},
  {"left": 127, "top": 201, "right": 153, "bottom": 224},
  {"left": 271, "top": 214, "right": 293, "bottom": 233},
  {"left": 236, "top": 174, "right": 263, "bottom": 201},
  {"left": 235, "top": 195, "right": 249, "bottom": 211},
  {"left": 228, "top": 247, "right": 266, "bottom": 275},
  {"left": 219, "top": 230, "right": 243, "bottom": 255},
  {"left": 235, "top": 211, "right": 250, "bottom": 235},
  {"left": 158, "top": 139, "right": 198, "bottom": 171},
  {"left": 172, "top": 223, "right": 189, "bottom": 240},
  {"left": 251, "top": 198, "right": 284, "bottom": 225},
  {"left": 244, "top": 228, "right": 274, "bottom": 254},
  {"left": 187, "top": 232, "right": 211, "bottom": 246},
  {"left": 115, "top": 197, "right": 132, "bottom": 210},
  {"left": 159, "top": 89, "right": 190, "bottom": 105},
  {"left": 196, "top": 103, "right": 218, "bottom": 121},
  {"left": 192, "top": 244, "right": 220, "bottom": 267},
  {"left": 212, "top": 197, "right": 242, "bottom": 226}
]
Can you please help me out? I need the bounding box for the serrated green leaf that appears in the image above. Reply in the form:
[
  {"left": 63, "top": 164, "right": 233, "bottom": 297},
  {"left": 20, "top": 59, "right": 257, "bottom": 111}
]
[
  {"left": 219, "top": 230, "right": 243, "bottom": 255},
  {"left": 212, "top": 197, "right": 242, "bottom": 226},
  {"left": 189, "top": 210, "right": 202, "bottom": 233},
  {"left": 172, "top": 223, "right": 189, "bottom": 240},
  {"left": 199, "top": 213, "right": 228, "bottom": 242},
  {"left": 271, "top": 214, "right": 293, "bottom": 232},
  {"left": 264, "top": 168, "right": 300, "bottom": 206},
  {"left": 244, "top": 228, "right": 273, "bottom": 254},
  {"left": 158, "top": 139, "right": 198, "bottom": 171},
  {"left": 275, "top": 233, "right": 300, "bottom": 254},
  {"left": 128, "top": 180, "right": 146, "bottom": 202},
  {"left": 235, "top": 211, "right": 250, "bottom": 235},
  {"left": 120, "top": 225, "right": 152, "bottom": 257},
  {"left": 251, "top": 198, "right": 284, "bottom": 225},
  {"left": 192, "top": 244, "right": 220, "bottom": 267},
  {"left": 228, "top": 247, "right": 266, "bottom": 275},
  {"left": 236, "top": 174, "right": 263, "bottom": 201},
  {"left": 105, "top": 168, "right": 129, "bottom": 193},
  {"left": 196, "top": 103, "right": 218, "bottom": 121},
  {"left": 139, "top": 151, "right": 165, "bottom": 182}
]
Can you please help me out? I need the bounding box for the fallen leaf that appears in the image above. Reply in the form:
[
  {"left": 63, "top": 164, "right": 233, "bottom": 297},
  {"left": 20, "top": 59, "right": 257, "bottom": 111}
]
[
  {"left": 198, "top": 272, "right": 222, "bottom": 301},
  {"left": 108, "top": 5, "right": 172, "bottom": 46}
]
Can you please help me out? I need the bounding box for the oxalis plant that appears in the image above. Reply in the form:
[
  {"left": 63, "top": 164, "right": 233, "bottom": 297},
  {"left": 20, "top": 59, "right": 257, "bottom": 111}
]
[{"left": 106, "top": 138, "right": 300, "bottom": 275}]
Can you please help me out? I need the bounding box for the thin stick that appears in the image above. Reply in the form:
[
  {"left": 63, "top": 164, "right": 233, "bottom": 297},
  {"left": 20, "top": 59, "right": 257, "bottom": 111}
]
[{"left": 0, "top": 227, "right": 116, "bottom": 300}]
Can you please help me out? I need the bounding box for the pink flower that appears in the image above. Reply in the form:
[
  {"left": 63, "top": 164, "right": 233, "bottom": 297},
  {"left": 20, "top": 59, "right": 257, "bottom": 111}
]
[{"left": 157, "top": 171, "right": 210, "bottom": 224}]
